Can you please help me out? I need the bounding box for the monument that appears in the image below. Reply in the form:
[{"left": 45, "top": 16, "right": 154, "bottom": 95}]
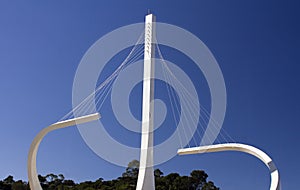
[{"left": 27, "top": 13, "right": 280, "bottom": 190}]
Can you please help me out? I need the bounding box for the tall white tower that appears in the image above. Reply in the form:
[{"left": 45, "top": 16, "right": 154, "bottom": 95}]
[{"left": 136, "top": 13, "right": 156, "bottom": 190}]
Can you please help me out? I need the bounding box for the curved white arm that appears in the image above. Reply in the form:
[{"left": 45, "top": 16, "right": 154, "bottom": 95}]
[
  {"left": 27, "top": 113, "right": 100, "bottom": 190},
  {"left": 178, "top": 143, "right": 280, "bottom": 190}
]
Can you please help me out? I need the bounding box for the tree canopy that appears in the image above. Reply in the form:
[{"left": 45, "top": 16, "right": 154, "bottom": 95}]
[{"left": 1, "top": 161, "right": 219, "bottom": 190}]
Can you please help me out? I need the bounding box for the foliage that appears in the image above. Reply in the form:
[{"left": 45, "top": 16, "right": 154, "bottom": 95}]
[{"left": 0, "top": 161, "right": 219, "bottom": 190}]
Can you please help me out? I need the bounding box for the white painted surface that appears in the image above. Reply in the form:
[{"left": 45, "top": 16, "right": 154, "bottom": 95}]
[
  {"left": 28, "top": 113, "right": 100, "bottom": 190},
  {"left": 178, "top": 143, "right": 280, "bottom": 190},
  {"left": 136, "top": 13, "right": 156, "bottom": 190}
]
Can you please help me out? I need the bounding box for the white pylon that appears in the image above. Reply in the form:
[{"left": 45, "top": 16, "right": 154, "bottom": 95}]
[{"left": 136, "top": 13, "right": 156, "bottom": 190}]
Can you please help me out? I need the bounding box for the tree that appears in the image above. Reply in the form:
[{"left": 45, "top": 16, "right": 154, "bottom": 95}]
[
  {"left": 122, "top": 160, "right": 139, "bottom": 179},
  {"left": 0, "top": 180, "right": 11, "bottom": 190},
  {"left": 63, "top": 179, "right": 76, "bottom": 187},
  {"left": 172, "top": 176, "right": 191, "bottom": 190},
  {"left": 202, "top": 181, "right": 220, "bottom": 190},
  {"left": 0, "top": 164, "right": 220, "bottom": 189},
  {"left": 38, "top": 175, "right": 47, "bottom": 184},
  {"left": 83, "top": 187, "right": 95, "bottom": 190},
  {"left": 117, "top": 160, "right": 141, "bottom": 189},
  {"left": 164, "top": 173, "right": 180, "bottom": 188},
  {"left": 190, "top": 170, "right": 208, "bottom": 189},
  {"left": 37, "top": 174, "right": 50, "bottom": 189},
  {"left": 93, "top": 178, "right": 103, "bottom": 189},
  {"left": 12, "top": 180, "right": 27, "bottom": 190},
  {"left": 58, "top": 174, "right": 65, "bottom": 182},
  {"left": 4, "top": 175, "right": 15, "bottom": 184},
  {"left": 78, "top": 180, "right": 93, "bottom": 189},
  {"left": 154, "top": 169, "right": 163, "bottom": 178},
  {"left": 45, "top": 173, "right": 58, "bottom": 184},
  {"left": 154, "top": 169, "right": 166, "bottom": 190}
]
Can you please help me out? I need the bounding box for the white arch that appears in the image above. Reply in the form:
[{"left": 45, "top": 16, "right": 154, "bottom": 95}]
[
  {"left": 27, "top": 113, "right": 100, "bottom": 190},
  {"left": 178, "top": 143, "right": 280, "bottom": 190}
]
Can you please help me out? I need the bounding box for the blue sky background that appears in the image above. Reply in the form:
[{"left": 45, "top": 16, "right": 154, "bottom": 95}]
[{"left": 0, "top": 1, "right": 299, "bottom": 189}]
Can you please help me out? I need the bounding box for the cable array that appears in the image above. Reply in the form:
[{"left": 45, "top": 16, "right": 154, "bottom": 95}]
[
  {"left": 57, "top": 30, "right": 234, "bottom": 148},
  {"left": 59, "top": 31, "right": 145, "bottom": 122},
  {"left": 155, "top": 43, "right": 234, "bottom": 148}
]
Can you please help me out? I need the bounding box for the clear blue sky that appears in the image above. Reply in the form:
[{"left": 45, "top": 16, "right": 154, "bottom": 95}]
[{"left": 0, "top": 1, "right": 299, "bottom": 189}]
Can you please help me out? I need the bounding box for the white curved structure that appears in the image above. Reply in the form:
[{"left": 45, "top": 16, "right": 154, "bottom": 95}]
[
  {"left": 178, "top": 143, "right": 280, "bottom": 190},
  {"left": 28, "top": 113, "right": 100, "bottom": 190}
]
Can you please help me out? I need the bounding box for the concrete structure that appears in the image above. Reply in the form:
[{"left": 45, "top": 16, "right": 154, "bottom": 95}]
[
  {"left": 28, "top": 113, "right": 100, "bottom": 190},
  {"left": 136, "top": 13, "right": 156, "bottom": 190},
  {"left": 178, "top": 143, "right": 280, "bottom": 190}
]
